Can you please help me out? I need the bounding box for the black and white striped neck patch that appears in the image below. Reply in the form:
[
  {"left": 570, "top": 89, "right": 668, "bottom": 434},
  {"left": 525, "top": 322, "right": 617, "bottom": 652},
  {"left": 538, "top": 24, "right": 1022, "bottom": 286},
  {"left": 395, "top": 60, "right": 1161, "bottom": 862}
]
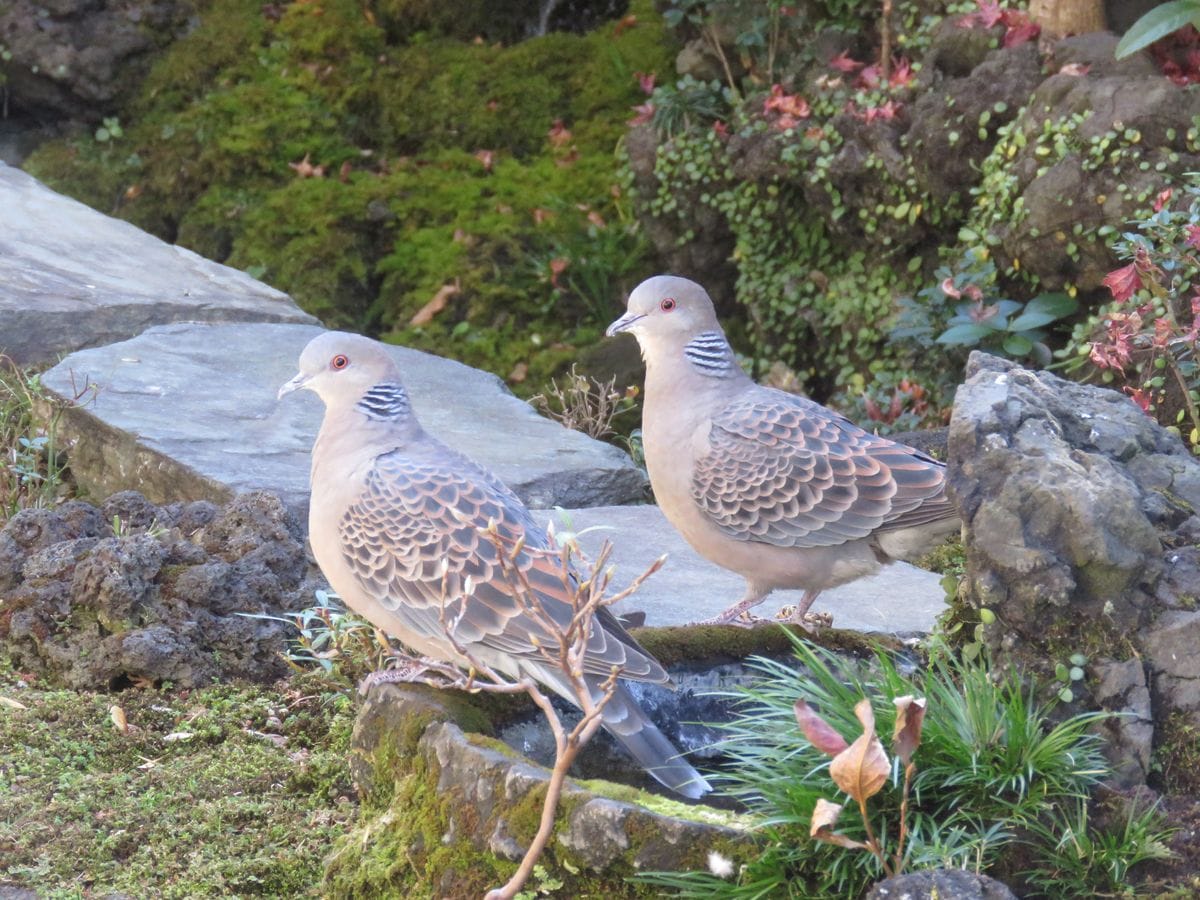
[
  {"left": 684, "top": 331, "right": 737, "bottom": 377},
  {"left": 357, "top": 382, "right": 411, "bottom": 421}
]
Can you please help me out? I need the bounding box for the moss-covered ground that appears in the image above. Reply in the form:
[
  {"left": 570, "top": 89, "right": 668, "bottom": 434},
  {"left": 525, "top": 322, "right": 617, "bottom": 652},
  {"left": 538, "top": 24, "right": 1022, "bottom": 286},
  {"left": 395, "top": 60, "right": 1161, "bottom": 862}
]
[{"left": 0, "top": 660, "right": 358, "bottom": 897}]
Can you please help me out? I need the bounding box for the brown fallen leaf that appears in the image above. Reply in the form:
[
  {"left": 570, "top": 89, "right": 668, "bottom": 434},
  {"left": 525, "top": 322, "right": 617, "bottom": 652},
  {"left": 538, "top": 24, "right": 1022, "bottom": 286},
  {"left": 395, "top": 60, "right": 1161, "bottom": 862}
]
[
  {"left": 110, "top": 705, "right": 128, "bottom": 734},
  {"left": 474, "top": 149, "right": 495, "bottom": 173},
  {"left": 829, "top": 699, "right": 889, "bottom": 804},
  {"left": 892, "top": 695, "right": 926, "bottom": 766},
  {"left": 508, "top": 361, "right": 529, "bottom": 383},
  {"left": 409, "top": 281, "right": 460, "bottom": 327},
  {"left": 810, "top": 797, "right": 868, "bottom": 850},
  {"left": 288, "top": 153, "right": 326, "bottom": 178}
]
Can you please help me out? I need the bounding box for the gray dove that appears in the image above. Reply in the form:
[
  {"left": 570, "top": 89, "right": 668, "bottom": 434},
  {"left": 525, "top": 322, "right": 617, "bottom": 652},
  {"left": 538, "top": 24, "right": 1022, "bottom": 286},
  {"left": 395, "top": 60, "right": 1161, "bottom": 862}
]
[
  {"left": 279, "top": 331, "right": 711, "bottom": 798},
  {"left": 607, "top": 275, "right": 959, "bottom": 627}
]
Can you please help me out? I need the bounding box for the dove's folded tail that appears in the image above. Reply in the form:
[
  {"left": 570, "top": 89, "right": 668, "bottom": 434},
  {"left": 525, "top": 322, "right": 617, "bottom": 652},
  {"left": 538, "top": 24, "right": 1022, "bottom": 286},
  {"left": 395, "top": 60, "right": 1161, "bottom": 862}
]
[{"left": 600, "top": 682, "right": 712, "bottom": 800}]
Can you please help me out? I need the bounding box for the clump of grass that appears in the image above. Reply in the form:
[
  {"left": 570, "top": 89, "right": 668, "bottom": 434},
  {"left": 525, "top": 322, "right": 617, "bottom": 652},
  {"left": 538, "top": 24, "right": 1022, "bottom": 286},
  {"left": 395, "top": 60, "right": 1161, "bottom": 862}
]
[
  {"left": 637, "top": 634, "right": 1165, "bottom": 898},
  {"left": 0, "top": 356, "right": 80, "bottom": 522}
]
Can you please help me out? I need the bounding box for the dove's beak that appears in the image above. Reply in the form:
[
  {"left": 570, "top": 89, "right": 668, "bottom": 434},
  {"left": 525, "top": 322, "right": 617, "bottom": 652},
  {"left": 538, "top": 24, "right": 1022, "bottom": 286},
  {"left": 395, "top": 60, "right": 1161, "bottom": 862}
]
[
  {"left": 605, "top": 311, "right": 645, "bottom": 337},
  {"left": 277, "top": 372, "right": 310, "bottom": 400}
]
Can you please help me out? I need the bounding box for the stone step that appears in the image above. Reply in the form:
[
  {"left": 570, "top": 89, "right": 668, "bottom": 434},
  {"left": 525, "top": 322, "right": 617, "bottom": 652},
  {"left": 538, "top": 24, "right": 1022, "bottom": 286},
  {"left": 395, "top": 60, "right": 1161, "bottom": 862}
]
[
  {"left": 40, "top": 322, "right": 649, "bottom": 513},
  {"left": 0, "top": 163, "right": 317, "bottom": 368},
  {"left": 534, "top": 505, "right": 948, "bottom": 635}
]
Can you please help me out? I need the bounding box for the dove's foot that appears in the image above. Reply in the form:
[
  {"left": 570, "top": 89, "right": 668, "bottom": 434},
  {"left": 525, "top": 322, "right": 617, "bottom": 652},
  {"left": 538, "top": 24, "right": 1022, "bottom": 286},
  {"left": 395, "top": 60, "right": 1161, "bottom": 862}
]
[
  {"left": 776, "top": 606, "right": 833, "bottom": 633},
  {"left": 357, "top": 658, "right": 447, "bottom": 695}
]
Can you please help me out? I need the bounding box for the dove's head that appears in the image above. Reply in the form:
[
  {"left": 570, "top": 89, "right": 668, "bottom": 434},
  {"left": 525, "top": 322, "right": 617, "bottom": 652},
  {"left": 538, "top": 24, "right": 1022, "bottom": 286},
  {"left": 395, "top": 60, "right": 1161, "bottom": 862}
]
[
  {"left": 606, "top": 275, "right": 722, "bottom": 351},
  {"left": 279, "top": 331, "right": 405, "bottom": 410}
]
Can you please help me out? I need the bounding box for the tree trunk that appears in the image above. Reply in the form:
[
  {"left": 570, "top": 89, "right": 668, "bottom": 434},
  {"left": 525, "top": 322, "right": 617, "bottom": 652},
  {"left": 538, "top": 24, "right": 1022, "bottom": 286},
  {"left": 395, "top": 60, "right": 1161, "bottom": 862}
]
[{"left": 1028, "top": 0, "right": 1107, "bottom": 37}]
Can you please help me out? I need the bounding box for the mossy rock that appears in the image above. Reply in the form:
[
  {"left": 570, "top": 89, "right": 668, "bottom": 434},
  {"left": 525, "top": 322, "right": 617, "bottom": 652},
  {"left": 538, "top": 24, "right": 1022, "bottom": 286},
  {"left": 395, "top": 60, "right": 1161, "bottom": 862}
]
[{"left": 328, "top": 680, "right": 753, "bottom": 897}]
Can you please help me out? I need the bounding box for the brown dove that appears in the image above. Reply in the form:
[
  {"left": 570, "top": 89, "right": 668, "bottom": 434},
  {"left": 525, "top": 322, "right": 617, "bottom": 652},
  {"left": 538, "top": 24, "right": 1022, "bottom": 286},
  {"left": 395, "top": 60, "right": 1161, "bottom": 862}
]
[
  {"left": 606, "top": 275, "right": 959, "bottom": 627},
  {"left": 279, "top": 331, "right": 711, "bottom": 798}
]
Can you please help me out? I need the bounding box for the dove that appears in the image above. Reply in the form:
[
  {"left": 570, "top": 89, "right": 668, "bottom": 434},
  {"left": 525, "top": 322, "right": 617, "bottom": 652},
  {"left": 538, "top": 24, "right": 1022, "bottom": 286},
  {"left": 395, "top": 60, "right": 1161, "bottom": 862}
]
[
  {"left": 607, "top": 275, "right": 959, "bottom": 627},
  {"left": 279, "top": 331, "right": 710, "bottom": 798}
]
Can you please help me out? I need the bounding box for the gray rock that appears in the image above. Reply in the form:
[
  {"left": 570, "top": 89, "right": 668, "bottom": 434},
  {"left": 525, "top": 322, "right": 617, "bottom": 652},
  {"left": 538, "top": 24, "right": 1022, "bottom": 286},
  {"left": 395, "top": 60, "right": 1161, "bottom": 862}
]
[
  {"left": 949, "top": 352, "right": 1200, "bottom": 781},
  {"left": 0, "top": 0, "right": 191, "bottom": 120},
  {"left": 39, "top": 322, "right": 648, "bottom": 512},
  {"left": 1092, "top": 657, "right": 1154, "bottom": 787},
  {"left": 533, "top": 505, "right": 949, "bottom": 635},
  {"left": 866, "top": 868, "right": 1017, "bottom": 899},
  {"left": 0, "top": 164, "right": 317, "bottom": 367},
  {"left": 995, "top": 74, "right": 1200, "bottom": 291},
  {"left": 0, "top": 491, "right": 306, "bottom": 688}
]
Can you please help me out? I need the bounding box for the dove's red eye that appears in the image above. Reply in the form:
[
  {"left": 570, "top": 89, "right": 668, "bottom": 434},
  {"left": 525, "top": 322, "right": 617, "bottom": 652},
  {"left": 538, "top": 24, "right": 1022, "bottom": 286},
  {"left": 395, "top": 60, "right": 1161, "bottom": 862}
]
[
  {"left": 331, "top": 354, "right": 349, "bottom": 370},
  {"left": 660, "top": 297, "right": 676, "bottom": 312}
]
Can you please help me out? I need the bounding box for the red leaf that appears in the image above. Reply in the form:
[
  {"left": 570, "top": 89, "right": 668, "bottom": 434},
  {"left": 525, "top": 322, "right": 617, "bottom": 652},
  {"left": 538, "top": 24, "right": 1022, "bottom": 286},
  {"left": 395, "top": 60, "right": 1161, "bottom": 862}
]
[
  {"left": 941, "top": 277, "right": 962, "bottom": 300},
  {"left": 1103, "top": 262, "right": 1142, "bottom": 302},
  {"left": 628, "top": 102, "right": 655, "bottom": 126},
  {"left": 1152, "top": 187, "right": 1173, "bottom": 212},
  {"left": 889, "top": 57, "right": 913, "bottom": 87},
  {"left": 829, "top": 50, "right": 864, "bottom": 73},
  {"left": 1185, "top": 225, "right": 1200, "bottom": 251},
  {"left": 635, "top": 71, "right": 656, "bottom": 95},
  {"left": 1003, "top": 21, "right": 1040, "bottom": 48},
  {"left": 794, "top": 698, "right": 850, "bottom": 756}
]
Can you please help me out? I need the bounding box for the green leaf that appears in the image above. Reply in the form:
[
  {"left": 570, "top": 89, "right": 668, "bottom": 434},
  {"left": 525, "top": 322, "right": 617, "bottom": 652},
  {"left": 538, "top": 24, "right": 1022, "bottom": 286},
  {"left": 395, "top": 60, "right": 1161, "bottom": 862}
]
[
  {"left": 937, "top": 322, "right": 993, "bottom": 345},
  {"left": 1003, "top": 333, "right": 1034, "bottom": 356},
  {"left": 1055, "top": 662, "right": 1069, "bottom": 683},
  {"left": 1008, "top": 292, "right": 1078, "bottom": 331},
  {"left": 1116, "top": 0, "right": 1200, "bottom": 58}
]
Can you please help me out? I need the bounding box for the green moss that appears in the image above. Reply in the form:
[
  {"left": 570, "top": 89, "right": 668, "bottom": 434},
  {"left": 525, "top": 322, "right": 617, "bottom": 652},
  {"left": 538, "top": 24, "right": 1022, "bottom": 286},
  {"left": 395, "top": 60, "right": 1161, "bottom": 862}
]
[
  {"left": 24, "top": 0, "right": 676, "bottom": 390},
  {"left": 1153, "top": 711, "right": 1200, "bottom": 794},
  {"left": 629, "top": 623, "right": 893, "bottom": 669},
  {"left": 0, "top": 665, "right": 356, "bottom": 896}
]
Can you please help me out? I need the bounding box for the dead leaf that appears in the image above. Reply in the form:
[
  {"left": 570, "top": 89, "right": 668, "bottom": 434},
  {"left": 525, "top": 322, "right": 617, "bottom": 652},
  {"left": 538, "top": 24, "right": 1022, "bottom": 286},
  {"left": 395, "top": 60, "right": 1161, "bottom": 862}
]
[
  {"left": 123, "top": 184, "right": 143, "bottom": 201},
  {"left": 549, "top": 257, "right": 569, "bottom": 288},
  {"left": 532, "top": 207, "right": 554, "bottom": 225},
  {"left": 829, "top": 699, "right": 889, "bottom": 804},
  {"left": 586, "top": 210, "right": 607, "bottom": 229},
  {"left": 548, "top": 119, "right": 573, "bottom": 148},
  {"left": 0, "top": 696, "right": 28, "bottom": 710},
  {"left": 163, "top": 731, "right": 195, "bottom": 743},
  {"left": 508, "top": 362, "right": 528, "bottom": 383},
  {"left": 613, "top": 13, "right": 638, "bottom": 36},
  {"left": 474, "top": 149, "right": 495, "bottom": 172},
  {"left": 110, "top": 705, "right": 128, "bottom": 734},
  {"left": 288, "top": 153, "right": 326, "bottom": 178},
  {"left": 810, "top": 797, "right": 868, "bottom": 849},
  {"left": 892, "top": 695, "right": 926, "bottom": 765},
  {"left": 409, "top": 281, "right": 459, "bottom": 327},
  {"left": 339, "top": 160, "right": 352, "bottom": 182},
  {"left": 793, "top": 698, "right": 849, "bottom": 756}
]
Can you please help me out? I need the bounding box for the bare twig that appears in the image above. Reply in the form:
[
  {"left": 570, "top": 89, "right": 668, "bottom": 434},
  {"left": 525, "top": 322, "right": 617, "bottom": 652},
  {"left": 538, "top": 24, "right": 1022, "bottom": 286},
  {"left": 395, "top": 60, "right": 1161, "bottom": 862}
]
[
  {"left": 879, "top": 0, "right": 893, "bottom": 85},
  {"left": 375, "top": 529, "right": 663, "bottom": 900}
]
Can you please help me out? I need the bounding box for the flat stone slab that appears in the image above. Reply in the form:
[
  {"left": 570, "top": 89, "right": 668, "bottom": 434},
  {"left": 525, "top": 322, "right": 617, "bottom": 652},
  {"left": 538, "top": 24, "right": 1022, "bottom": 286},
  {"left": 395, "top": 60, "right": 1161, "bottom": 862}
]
[
  {"left": 534, "top": 505, "right": 948, "bottom": 635},
  {"left": 0, "top": 163, "right": 317, "bottom": 367},
  {"left": 41, "top": 322, "right": 649, "bottom": 512}
]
